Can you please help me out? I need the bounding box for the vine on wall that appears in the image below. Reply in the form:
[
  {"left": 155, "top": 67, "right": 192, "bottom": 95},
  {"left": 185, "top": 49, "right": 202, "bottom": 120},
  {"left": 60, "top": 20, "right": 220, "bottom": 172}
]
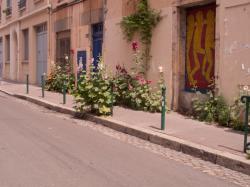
[{"left": 120, "top": 0, "right": 162, "bottom": 73}]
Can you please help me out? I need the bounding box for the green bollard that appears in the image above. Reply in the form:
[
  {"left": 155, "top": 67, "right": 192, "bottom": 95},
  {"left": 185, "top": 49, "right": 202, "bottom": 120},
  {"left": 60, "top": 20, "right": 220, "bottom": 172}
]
[
  {"left": 63, "top": 81, "right": 66, "bottom": 104},
  {"left": 241, "top": 96, "right": 250, "bottom": 153},
  {"left": 110, "top": 81, "right": 114, "bottom": 116},
  {"left": 161, "top": 86, "right": 166, "bottom": 131},
  {"left": 26, "top": 74, "right": 29, "bottom": 94},
  {"left": 41, "top": 75, "right": 45, "bottom": 98}
]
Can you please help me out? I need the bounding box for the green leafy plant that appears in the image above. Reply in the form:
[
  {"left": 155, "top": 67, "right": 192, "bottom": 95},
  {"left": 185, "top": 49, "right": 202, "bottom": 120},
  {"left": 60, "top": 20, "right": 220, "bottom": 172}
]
[
  {"left": 229, "top": 97, "right": 245, "bottom": 130},
  {"left": 113, "top": 64, "right": 163, "bottom": 112},
  {"left": 120, "top": 0, "right": 161, "bottom": 70},
  {"left": 112, "top": 41, "right": 164, "bottom": 112},
  {"left": 192, "top": 92, "right": 230, "bottom": 125},
  {"left": 191, "top": 83, "right": 250, "bottom": 131},
  {"left": 45, "top": 57, "right": 75, "bottom": 93},
  {"left": 73, "top": 58, "right": 113, "bottom": 116}
]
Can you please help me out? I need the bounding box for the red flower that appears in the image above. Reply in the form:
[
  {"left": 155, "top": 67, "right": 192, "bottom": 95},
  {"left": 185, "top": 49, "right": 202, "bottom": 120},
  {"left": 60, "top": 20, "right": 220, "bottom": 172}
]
[
  {"left": 132, "top": 41, "right": 138, "bottom": 52},
  {"left": 116, "top": 65, "right": 128, "bottom": 75},
  {"left": 146, "top": 80, "right": 152, "bottom": 84},
  {"left": 116, "top": 65, "right": 121, "bottom": 71},
  {"left": 70, "top": 49, "right": 74, "bottom": 54}
]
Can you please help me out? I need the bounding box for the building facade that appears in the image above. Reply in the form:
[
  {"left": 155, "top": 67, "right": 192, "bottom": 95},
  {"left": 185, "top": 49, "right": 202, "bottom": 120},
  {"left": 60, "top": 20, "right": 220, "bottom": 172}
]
[
  {"left": 0, "top": 0, "right": 250, "bottom": 110},
  {"left": 0, "top": 0, "right": 103, "bottom": 84},
  {"left": 104, "top": 0, "right": 250, "bottom": 110},
  {"left": 0, "top": 0, "right": 50, "bottom": 84}
]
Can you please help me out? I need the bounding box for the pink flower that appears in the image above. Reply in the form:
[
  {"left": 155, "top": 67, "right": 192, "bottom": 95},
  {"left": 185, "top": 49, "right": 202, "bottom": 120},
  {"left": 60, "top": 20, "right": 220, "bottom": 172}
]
[
  {"left": 128, "top": 84, "right": 133, "bottom": 91},
  {"left": 146, "top": 80, "right": 152, "bottom": 84},
  {"left": 132, "top": 41, "right": 138, "bottom": 52},
  {"left": 139, "top": 79, "right": 146, "bottom": 85}
]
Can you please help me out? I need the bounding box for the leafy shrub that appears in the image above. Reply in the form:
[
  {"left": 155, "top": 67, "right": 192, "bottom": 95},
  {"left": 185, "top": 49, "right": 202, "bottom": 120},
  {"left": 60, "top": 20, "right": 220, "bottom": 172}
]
[
  {"left": 229, "top": 98, "right": 244, "bottom": 130},
  {"left": 45, "top": 59, "right": 75, "bottom": 93},
  {"left": 73, "top": 61, "right": 113, "bottom": 116},
  {"left": 192, "top": 92, "right": 230, "bottom": 125},
  {"left": 113, "top": 65, "right": 162, "bottom": 112},
  {"left": 192, "top": 90, "right": 250, "bottom": 131}
]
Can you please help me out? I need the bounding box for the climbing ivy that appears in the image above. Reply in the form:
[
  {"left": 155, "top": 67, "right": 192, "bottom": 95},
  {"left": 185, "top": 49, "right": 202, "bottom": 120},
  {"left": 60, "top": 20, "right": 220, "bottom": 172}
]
[{"left": 120, "top": 0, "right": 161, "bottom": 71}]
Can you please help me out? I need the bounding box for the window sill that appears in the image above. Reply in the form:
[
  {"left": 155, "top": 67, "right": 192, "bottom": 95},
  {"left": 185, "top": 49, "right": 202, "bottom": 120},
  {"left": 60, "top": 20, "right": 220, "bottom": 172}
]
[{"left": 19, "top": 7, "right": 26, "bottom": 12}]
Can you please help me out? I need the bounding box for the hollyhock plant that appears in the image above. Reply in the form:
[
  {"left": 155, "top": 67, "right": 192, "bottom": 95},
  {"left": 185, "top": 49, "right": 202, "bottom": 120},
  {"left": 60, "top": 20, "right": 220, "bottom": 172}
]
[{"left": 132, "top": 41, "right": 138, "bottom": 52}]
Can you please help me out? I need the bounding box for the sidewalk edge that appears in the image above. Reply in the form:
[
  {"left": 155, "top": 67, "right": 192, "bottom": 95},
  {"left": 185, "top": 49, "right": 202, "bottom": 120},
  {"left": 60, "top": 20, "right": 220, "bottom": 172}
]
[{"left": 1, "top": 89, "right": 249, "bottom": 175}]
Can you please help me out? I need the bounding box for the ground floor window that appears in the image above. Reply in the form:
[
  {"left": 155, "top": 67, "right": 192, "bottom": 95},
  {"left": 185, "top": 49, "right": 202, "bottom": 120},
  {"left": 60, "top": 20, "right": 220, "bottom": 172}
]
[
  {"left": 185, "top": 3, "right": 216, "bottom": 92},
  {"left": 5, "top": 35, "right": 10, "bottom": 62},
  {"left": 22, "top": 29, "right": 29, "bottom": 61},
  {"left": 56, "top": 30, "right": 70, "bottom": 66}
]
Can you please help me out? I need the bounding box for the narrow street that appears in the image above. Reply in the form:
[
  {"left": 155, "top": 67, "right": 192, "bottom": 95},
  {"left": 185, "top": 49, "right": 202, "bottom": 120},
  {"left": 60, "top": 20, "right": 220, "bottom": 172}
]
[{"left": 0, "top": 92, "right": 247, "bottom": 187}]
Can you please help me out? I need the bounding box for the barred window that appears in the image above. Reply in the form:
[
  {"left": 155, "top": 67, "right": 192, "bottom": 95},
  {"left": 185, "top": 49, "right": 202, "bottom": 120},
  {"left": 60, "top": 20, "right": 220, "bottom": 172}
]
[
  {"left": 5, "top": 35, "right": 10, "bottom": 61},
  {"left": 23, "top": 29, "right": 29, "bottom": 61}
]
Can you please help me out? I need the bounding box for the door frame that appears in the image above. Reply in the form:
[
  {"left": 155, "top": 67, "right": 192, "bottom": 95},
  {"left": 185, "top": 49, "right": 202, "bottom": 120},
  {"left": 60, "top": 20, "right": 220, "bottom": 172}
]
[{"left": 35, "top": 23, "right": 47, "bottom": 85}]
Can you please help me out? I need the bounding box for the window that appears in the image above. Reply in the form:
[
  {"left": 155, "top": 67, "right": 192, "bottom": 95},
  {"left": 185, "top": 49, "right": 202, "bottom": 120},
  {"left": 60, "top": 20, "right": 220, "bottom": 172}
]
[
  {"left": 5, "top": 35, "right": 10, "bottom": 61},
  {"left": 56, "top": 30, "right": 70, "bottom": 66},
  {"left": 18, "top": 0, "right": 26, "bottom": 10},
  {"left": 23, "top": 29, "right": 29, "bottom": 61},
  {"left": 5, "top": 0, "right": 12, "bottom": 16},
  {"left": 6, "top": 0, "right": 11, "bottom": 8}
]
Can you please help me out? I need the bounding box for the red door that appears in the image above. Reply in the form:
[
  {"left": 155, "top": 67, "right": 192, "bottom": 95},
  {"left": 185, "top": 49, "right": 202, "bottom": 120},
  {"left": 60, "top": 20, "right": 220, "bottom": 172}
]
[{"left": 185, "top": 4, "right": 216, "bottom": 92}]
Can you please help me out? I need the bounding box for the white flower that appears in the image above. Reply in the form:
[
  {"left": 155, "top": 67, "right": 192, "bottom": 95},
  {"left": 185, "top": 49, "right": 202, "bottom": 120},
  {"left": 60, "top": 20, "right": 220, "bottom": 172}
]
[
  {"left": 78, "top": 63, "right": 83, "bottom": 70},
  {"left": 91, "top": 58, "right": 95, "bottom": 63},
  {"left": 98, "top": 63, "right": 104, "bottom": 70},
  {"left": 158, "top": 66, "right": 163, "bottom": 73},
  {"left": 65, "top": 56, "right": 69, "bottom": 60},
  {"left": 242, "top": 64, "right": 245, "bottom": 70},
  {"left": 243, "top": 85, "right": 248, "bottom": 91}
]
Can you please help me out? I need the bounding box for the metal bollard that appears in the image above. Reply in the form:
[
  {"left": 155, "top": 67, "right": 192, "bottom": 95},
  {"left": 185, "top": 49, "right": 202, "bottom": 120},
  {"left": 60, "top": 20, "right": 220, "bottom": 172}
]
[
  {"left": 241, "top": 96, "right": 250, "bottom": 153},
  {"left": 41, "top": 74, "right": 45, "bottom": 98},
  {"left": 110, "top": 81, "right": 114, "bottom": 116},
  {"left": 161, "top": 86, "right": 166, "bottom": 131},
  {"left": 63, "top": 81, "right": 66, "bottom": 104},
  {"left": 26, "top": 74, "right": 29, "bottom": 94}
]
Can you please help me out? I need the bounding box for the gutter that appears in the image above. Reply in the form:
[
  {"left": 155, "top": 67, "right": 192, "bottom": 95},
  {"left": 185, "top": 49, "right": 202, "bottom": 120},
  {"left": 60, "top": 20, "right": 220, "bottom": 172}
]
[
  {"left": 51, "top": 0, "right": 85, "bottom": 13},
  {"left": 0, "top": 4, "right": 51, "bottom": 30}
]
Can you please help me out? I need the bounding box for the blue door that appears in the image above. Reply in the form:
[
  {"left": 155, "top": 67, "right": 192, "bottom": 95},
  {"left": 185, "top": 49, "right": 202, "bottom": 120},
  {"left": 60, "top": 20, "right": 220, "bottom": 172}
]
[{"left": 92, "top": 23, "right": 103, "bottom": 69}]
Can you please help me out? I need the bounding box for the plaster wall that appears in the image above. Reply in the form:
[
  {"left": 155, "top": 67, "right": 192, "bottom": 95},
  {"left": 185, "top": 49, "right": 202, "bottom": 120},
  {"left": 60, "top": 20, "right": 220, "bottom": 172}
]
[{"left": 104, "top": 0, "right": 250, "bottom": 110}]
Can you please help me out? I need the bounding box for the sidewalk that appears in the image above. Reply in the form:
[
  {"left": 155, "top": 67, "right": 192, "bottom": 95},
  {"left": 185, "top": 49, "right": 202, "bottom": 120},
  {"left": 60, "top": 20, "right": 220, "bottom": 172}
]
[{"left": 1, "top": 80, "right": 250, "bottom": 174}]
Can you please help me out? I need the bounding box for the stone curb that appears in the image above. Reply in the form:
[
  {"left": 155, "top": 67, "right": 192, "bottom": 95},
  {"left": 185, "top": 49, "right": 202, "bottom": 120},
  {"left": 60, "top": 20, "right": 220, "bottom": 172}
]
[{"left": 0, "top": 89, "right": 250, "bottom": 175}]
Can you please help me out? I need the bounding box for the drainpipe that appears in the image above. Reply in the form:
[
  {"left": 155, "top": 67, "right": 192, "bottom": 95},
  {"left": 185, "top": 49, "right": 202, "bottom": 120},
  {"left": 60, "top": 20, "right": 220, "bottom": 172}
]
[
  {"left": 89, "top": 0, "right": 92, "bottom": 67},
  {"left": 48, "top": 0, "right": 52, "bottom": 75},
  {"left": 17, "top": 20, "right": 21, "bottom": 81}
]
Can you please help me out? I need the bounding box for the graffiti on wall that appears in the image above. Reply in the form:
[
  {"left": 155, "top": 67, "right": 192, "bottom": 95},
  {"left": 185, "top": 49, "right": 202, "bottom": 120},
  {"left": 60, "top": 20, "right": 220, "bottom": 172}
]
[{"left": 185, "top": 4, "right": 216, "bottom": 91}]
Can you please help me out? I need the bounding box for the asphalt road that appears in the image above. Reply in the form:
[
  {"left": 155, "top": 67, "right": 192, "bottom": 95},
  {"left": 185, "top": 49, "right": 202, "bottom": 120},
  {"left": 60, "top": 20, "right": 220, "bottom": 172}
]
[{"left": 0, "top": 92, "right": 240, "bottom": 187}]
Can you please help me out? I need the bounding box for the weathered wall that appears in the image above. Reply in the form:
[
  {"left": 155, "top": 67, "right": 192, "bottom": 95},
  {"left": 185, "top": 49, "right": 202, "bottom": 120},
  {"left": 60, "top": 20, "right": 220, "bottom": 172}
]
[
  {"left": 51, "top": 0, "right": 103, "bottom": 74},
  {"left": 218, "top": 0, "right": 250, "bottom": 101},
  {"left": 0, "top": 0, "right": 50, "bottom": 83},
  {"left": 104, "top": 0, "right": 250, "bottom": 110}
]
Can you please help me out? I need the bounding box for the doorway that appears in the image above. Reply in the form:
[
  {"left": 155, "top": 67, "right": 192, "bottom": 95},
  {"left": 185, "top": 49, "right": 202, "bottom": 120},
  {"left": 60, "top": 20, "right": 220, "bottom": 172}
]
[
  {"left": 36, "top": 24, "right": 47, "bottom": 85},
  {"left": 185, "top": 3, "right": 216, "bottom": 92},
  {"left": 92, "top": 22, "right": 103, "bottom": 69}
]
